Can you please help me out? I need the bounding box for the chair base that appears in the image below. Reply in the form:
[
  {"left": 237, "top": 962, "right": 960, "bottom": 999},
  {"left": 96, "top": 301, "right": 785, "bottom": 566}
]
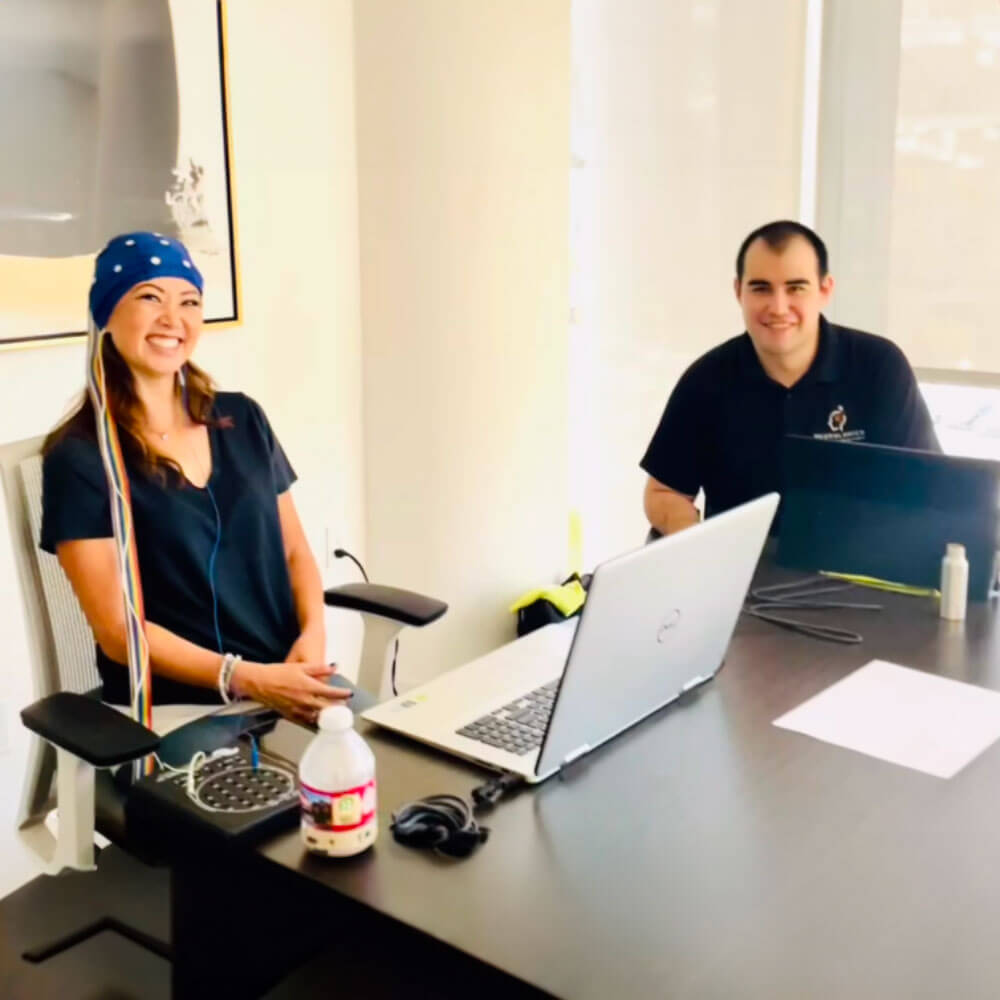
[{"left": 22, "top": 915, "right": 172, "bottom": 965}]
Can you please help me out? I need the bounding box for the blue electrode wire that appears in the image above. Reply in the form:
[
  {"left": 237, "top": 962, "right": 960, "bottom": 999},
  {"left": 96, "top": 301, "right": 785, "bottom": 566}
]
[
  {"left": 205, "top": 482, "right": 224, "bottom": 653},
  {"left": 186, "top": 369, "right": 225, "bottom": 654}
]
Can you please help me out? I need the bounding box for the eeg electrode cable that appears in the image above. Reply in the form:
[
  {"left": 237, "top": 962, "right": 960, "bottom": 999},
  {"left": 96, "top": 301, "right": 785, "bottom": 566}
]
[{"left": 86, "top": 319, "right": 155, "bottom": 777}]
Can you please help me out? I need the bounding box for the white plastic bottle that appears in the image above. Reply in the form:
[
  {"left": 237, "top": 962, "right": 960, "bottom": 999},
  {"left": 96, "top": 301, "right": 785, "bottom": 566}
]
[
  {"left": 940, "top": 543, "right": 969, "bottom": 622},
  {"left": 299, "top": 705, "right": 377, "bottom": 856}
]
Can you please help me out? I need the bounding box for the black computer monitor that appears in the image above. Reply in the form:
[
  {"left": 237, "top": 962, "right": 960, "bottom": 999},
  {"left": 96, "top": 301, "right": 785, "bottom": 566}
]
[{"left": 777, "top": 436, "right": 1000, "bottom": 600}]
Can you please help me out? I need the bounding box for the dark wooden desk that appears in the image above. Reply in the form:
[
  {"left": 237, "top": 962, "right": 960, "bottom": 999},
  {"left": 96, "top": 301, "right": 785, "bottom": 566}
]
[{"left": 173, "top": 573, "right": 1000, "bottom": 999}]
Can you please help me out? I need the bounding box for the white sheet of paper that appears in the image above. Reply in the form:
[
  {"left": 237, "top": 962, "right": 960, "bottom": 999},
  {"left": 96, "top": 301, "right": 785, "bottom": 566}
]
[{"left": 773, "top": 659, "right": 1000, "bottom": 778}]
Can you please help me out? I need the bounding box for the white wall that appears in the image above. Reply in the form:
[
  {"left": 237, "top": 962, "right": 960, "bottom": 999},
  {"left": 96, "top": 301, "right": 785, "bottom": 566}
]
[
  {"left": 569, "top": 0, "right": 806, "bottom": 568},
  {"left": 354, "top": 0, "right": 572, "bottom": 686},
  {"left": 0, "top": 0, "right": 364, "bottom": 896}
]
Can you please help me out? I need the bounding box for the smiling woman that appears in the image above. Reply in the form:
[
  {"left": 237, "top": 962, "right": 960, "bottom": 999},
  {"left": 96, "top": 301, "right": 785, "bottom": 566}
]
[
  {"left": 114, "top": 279, "right": 204, "bottom": 373},
  {"left": 39, "top": 231, "right": 351, "bottom": 728},
  {"left": 46, "top": 232, "right": 219, "bottom": 489}
]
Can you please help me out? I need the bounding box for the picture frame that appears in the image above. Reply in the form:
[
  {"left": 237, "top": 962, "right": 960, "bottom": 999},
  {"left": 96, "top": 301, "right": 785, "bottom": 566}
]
[{"left": 0, "top": 0, "right": 240, "bottom": 350}]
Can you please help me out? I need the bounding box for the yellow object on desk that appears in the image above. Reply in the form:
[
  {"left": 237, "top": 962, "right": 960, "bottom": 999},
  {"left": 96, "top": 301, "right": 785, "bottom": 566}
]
[
  {"left": 510, "top": 579, "right": 587, "bottom": 617},
  {"left": 819, "top": 571, "right": 939, "bottom": 599}
]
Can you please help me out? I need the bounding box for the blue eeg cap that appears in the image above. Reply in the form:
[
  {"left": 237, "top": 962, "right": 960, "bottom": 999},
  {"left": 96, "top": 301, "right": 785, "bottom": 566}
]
[{"left": 89, "top": 231, "right": 204, "bottom": 329}]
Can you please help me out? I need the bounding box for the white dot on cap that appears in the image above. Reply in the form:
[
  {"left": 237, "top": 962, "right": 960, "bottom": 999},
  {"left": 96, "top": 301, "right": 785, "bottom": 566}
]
[
  {"left": 150, "top": 256, "right": 161, "bottom": 265},
  {"left": 183, "top": 259, "right": 191, "bottom": 268},
  {"left": 125, "top": 239, "right": 135, "bottom": 246},
  {"left": 153, "top": 232, "right": 162, "bottom": 237},
  {"left": 113, "top": 264, "right": 122, "bottom": 273},
  {"left": 159, "top": 239, "right": 169, "bottom": 246}
]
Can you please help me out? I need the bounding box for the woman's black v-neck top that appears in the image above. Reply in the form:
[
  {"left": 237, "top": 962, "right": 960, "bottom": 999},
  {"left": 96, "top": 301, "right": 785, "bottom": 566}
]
[{"left": 41, "top": 392, "right": 299, "bottom": 705}]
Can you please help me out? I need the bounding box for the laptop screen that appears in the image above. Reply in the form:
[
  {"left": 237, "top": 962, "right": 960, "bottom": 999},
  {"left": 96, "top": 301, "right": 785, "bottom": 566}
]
[{"left": 777, "top": 436, "right": 1000, "bottom": 599}]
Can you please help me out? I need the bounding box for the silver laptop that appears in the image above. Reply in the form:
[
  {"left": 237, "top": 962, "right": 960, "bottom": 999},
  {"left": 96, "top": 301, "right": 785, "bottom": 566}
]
[{"left": 362, "top": 493, "right": 778, "bottom": 782}]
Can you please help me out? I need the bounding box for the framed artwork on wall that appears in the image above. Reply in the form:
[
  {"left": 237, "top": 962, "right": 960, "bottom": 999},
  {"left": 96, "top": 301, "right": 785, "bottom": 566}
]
[{"left": 0, "top": 0, "right": 239, "bottom": 349}]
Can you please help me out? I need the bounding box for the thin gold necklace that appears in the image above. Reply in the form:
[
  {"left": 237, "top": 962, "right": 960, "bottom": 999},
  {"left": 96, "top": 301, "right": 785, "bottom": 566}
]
[
  {"left": 147, "top": 414, "right": 186, "bottom": 442},
  {"left": 155, "top": 423, "right": 210, "bottom": 486}
]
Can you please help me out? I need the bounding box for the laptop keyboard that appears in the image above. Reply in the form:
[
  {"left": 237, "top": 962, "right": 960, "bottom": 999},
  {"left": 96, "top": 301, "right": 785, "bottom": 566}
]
[{"left": 456, "top": 680, "right": 559, "bottom": 756}]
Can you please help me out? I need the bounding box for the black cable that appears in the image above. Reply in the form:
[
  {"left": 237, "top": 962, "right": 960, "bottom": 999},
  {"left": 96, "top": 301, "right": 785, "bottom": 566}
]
[
  {"left": 333, "top": 547, "right": 369, "bottom": 582},
  {"left": 749, "top": 577, "right": 880, "bottom": 609},
  {"left": 470, "top": 771, "right": 524, "bottom": 808},
  {"left": 390, "top": 794, "right": 490, "bottom": 858},
  {"left": 742, "top": 574, "right": 882, "bottom": 645},
  {"left": 390, "top": 773, "right": 523, "bottom": 858},
  {"left": 742, "top": 605, "right": 864, "bottom": 644},
  {"left": 334, "top": 548, "right": 404, "bottom": 694}
]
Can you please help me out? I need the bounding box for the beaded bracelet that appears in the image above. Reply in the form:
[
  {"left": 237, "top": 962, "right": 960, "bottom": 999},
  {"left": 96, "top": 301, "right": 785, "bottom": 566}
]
[{"left": 217, "top": 652, "right": 242, "bottom": 704}]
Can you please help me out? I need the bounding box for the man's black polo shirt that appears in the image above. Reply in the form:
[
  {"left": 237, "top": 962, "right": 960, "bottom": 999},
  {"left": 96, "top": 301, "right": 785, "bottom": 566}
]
[{"left": 640, "top": 316, "right": 940, "bottom": 521}]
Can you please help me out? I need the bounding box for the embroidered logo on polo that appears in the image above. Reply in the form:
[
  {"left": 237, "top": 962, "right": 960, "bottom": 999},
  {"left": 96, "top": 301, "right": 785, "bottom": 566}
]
[{"left": 814, "top": 403, "right": 865, "bottom": 442}]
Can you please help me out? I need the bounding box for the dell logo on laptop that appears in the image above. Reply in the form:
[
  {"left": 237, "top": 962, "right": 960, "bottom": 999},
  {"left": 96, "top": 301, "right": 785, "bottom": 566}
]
[{"left": 656, "top": 608, "right": 681, "bottom": 643}]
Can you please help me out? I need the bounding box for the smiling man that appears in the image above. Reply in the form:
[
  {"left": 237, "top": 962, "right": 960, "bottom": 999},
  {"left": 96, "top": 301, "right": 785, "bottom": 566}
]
[{"left": 641, "top": 220, "right": 939, "bottom": 536}]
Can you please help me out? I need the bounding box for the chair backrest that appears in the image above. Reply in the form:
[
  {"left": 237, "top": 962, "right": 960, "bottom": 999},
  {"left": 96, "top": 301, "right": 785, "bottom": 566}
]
[
  {"left": 0, "top": 436, "right": 100, "bottom": 699},
  {"left": 2, "top": 437, "right": 224, "bottom": 742},
  {"left": 4, "top": 434, "right": 221, "bottom": 869}
]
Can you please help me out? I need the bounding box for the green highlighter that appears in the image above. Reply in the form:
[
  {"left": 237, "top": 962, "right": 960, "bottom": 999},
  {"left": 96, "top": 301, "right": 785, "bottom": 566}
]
[{"left": 819, "top": 570, "right": 939, "bottom": 599}]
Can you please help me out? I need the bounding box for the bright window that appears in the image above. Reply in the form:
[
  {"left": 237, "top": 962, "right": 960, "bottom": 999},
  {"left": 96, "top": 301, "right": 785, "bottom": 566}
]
[
  {"left": 921, "top": 382, "right": 1000, "bottom": 461},
  {"left": 888, "top": 0, "right": 1000, "bottom": 373}
]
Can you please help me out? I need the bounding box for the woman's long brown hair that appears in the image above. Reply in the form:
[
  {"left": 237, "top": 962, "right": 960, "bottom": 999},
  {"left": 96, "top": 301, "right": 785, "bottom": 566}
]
[{"left": 43, "top": 336, "right": 229, "bottom": 485}]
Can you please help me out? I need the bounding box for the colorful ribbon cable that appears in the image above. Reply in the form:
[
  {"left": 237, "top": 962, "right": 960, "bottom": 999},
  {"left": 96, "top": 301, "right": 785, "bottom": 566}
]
[{"left": 86, "top": 321, "right": 154, "bottom": 777}]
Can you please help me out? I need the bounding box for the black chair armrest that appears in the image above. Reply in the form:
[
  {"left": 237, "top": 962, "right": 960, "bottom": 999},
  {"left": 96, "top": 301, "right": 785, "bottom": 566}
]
[
  {"left": 324, "top": 582, "right": 447, "bottom": 627},
  {"left": 21, "top": 692, "right": 160, "bottom": 768}
]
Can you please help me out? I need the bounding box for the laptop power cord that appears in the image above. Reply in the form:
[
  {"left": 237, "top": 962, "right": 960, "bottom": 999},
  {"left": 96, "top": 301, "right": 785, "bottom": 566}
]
[
  {"left": 471, "top": 770, "right": 524, "bottom": 808},
  {"left": 390, "top": 773, "right": 524, "bottom": 859}
]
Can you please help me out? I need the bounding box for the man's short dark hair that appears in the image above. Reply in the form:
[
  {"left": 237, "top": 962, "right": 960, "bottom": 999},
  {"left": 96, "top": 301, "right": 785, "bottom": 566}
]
[{"left": 735, "top": 220, "right": 829, "bottom": 283}]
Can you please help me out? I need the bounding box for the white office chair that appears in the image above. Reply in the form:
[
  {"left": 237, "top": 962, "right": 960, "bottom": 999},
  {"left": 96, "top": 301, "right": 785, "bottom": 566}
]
[
  {"left": 3, "top": 432, "right": 447, "bottom": 967},
  {"left": 0, "top": 435, "right": 220, "bottom": 877},
  {"left": 3, "top": 432, "right": 448, "bottom": 864}
]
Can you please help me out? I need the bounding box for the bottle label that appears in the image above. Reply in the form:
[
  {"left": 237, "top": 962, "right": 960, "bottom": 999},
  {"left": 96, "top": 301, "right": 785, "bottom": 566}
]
[{"left": 300, "top": 779, "right": 376, "bottom": 832}]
